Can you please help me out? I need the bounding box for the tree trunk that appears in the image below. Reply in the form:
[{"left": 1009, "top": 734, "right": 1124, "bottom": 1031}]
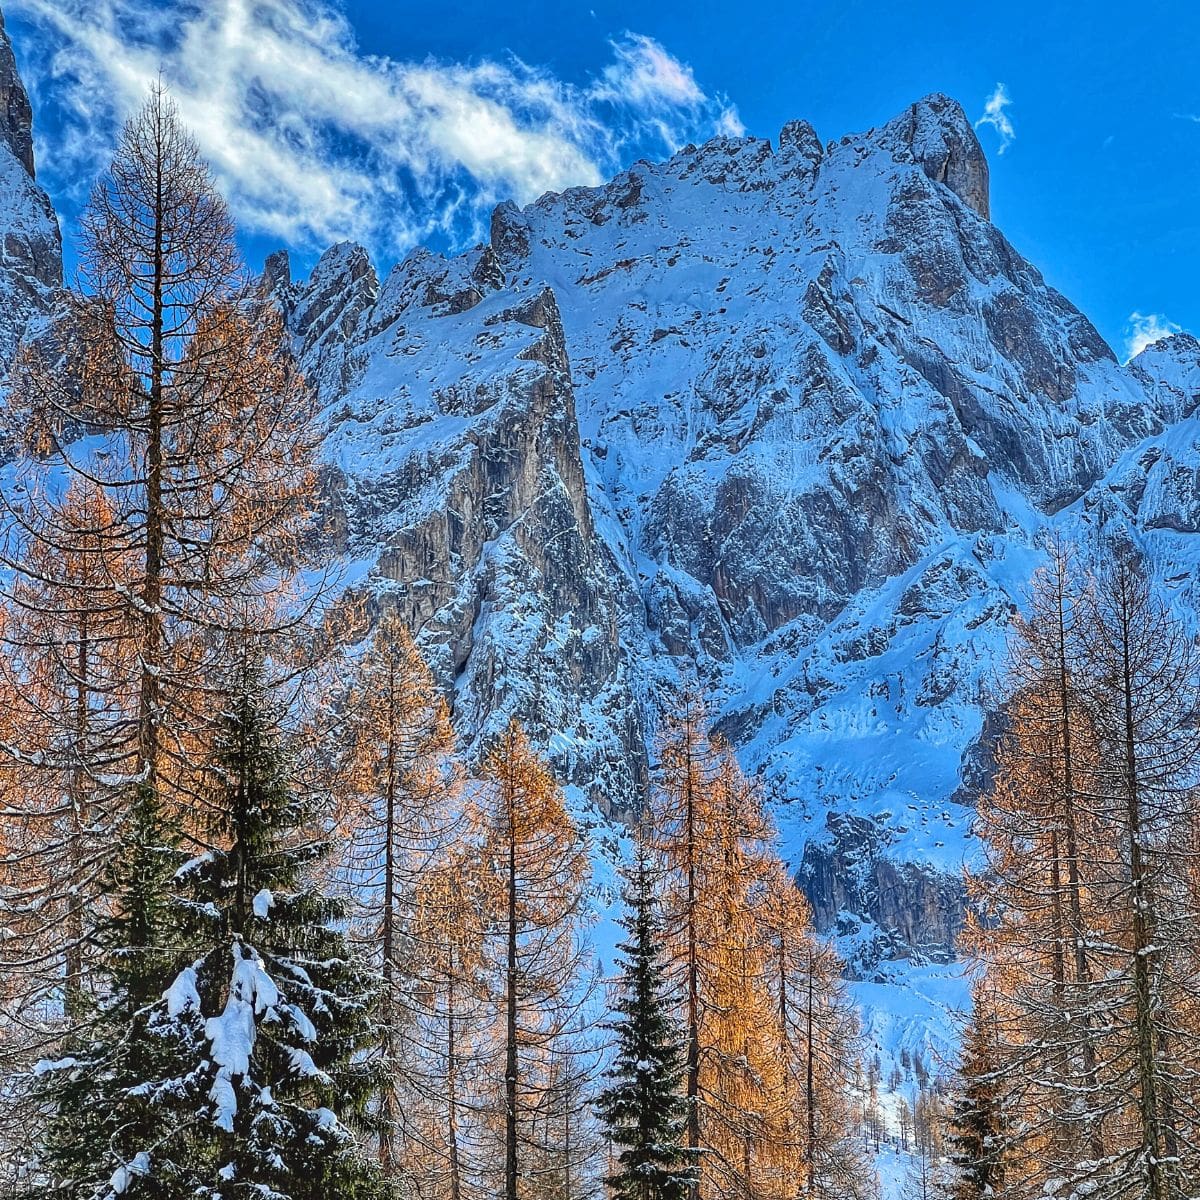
[
  {"left": 379, "top": 670, "right": 398, "bottom": 1174},
  {"left": 1053, "top": 565, "right": 1106, "bottom": 1164},
  {"left": 685, "top": 748, "right": 701, "bottom": 1200},
  {"left": 447, "top": 961, "right": 462, "bottom": 1200},
  {"left": 805, "top": 948, "right": 816, "bottom": 1198},
  {"left": 505, "top": 742, "right": 520, "bottom": 1200},
  {"left": 64, "top": 614, "right": 89, "bottom": 1017},
  {"left": 1118, "top": 597, "right": 1166, "bottom": 1200},
  {"left": 140, "top": 100, "right": 166, "bottom": 787}
]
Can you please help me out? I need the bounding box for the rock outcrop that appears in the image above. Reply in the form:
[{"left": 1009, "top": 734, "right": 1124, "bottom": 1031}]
[
  {"left": 282, "top": 243, "right": 647, "bottom": 814},
  {"left": 0, "top": 10, "right": 32, "bottom": 177},
  {"left": 0, "top": 9, "right": 59, "bottom": 362}
]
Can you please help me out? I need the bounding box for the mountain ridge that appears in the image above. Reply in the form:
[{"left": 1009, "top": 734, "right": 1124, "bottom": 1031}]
[
  {"left": 1, "top": 8, "right": 1198, "bottom": 1016},
  {"left": 205, "top": 91, "right": 1200, "bottom": 980},
  {"left": 271, "top": 87, "right": 1199, "bottom": 992}
]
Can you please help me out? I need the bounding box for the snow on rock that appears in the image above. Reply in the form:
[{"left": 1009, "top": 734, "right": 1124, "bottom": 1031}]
[
  {"left": 271, "top": 86, "right": 1196, "bottom": 995},
  {"left": 287, "top": 242, "right": 647, "bottom": 812},
  {"left": 876, "top": 93, "right": 991, "bottom": 220}
]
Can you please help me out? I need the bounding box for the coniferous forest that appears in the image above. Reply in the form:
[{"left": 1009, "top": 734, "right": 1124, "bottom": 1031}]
[{"left": 2, "top": 52, "right": 1200, "bottom": 1200}]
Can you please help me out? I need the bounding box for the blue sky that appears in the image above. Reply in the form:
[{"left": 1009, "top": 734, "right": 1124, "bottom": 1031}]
[{"left": 7, "top": 0, "right": 1198, "bottom": 359}]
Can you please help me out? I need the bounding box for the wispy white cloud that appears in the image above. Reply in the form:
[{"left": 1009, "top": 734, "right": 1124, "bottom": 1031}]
[
  {"left": 975, "top": 82, "right": 1015, "bottom": 154},
  {"left": 8, "top": 0, "right": 739, "bottom": 260},
  {"left": 715, "top": 107, "right": 747, "bottom": 138},
  {"left": 1174, "top": 112, "right": 1200, "bottom": 124},
  {"left": 1125, "top": 310, "right": 1182, "bottom": 361},
  {"left": 591, "top": 32, "right": 745, "bottom": 152},
  {"left": 598, "top": 33, "right": 704, "bottom": 108}
]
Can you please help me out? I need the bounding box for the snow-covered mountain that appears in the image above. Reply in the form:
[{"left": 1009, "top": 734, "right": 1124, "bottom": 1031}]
[
  {"left": 261, "top": 90, "right": 1200, "bottom": 990},
  {"left": 3, "top": 8, "right": 1200, "bottom": 1061}
]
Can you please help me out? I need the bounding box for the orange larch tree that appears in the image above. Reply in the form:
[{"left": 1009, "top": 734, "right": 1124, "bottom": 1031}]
[
  {"left": 476, "top": 720, "right": 593, "bottom": 1200},
  {"left": 1, "top": 81, "right": 320, "bottom": 808},
  {"left": 756, "top": 864, "right": 871, "bottom": 1200},
  {"left": 330, "top": 613, "right": 465, "bottom": 1177},
  {"left": 648, "top": 694, "right": 872, "bottom": 1200},
  {"left": 0, "top": 84, "right": 324, "bottom": 1073}
]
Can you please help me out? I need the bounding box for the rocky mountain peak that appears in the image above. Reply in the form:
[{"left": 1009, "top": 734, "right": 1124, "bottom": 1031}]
[
  {"left": 874, "top": 91, "right": 990, "bottom": 220},
  {"left": 1127, "top": 331, "right": 1200, "bottom": 421},
  {"left": 261, "top": 248, "right": 292, "bottom": 295},
  {"left": 1134, "top": 330, "right": 1200, "bottom": 371},
  {"left": 273, "top": 88, "right": 1200, "bottom": 991},
  {"left": 287, "top": 240, "right": 378, "bottom": 380},
  {"left": 0, "top": 10, "right": 34, "bottom": 179},
  {"left": 777, "top": 118, "right": 823, "bottom": 179}
]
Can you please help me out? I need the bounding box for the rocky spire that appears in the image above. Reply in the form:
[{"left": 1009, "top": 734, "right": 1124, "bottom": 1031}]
[
  {"left": 0, "top": 4, "right": 62, "bottom": 363},
  {"left": 0, "top": 8, "right": 36, "bottom": 178},
  {"left": 880, "top": 92, "right": 990, "bottom": 220}
]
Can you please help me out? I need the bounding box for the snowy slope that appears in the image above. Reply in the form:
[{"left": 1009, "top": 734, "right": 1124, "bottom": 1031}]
[{"left": 272, "top": 93, "right": 1197, "bottom": 988}]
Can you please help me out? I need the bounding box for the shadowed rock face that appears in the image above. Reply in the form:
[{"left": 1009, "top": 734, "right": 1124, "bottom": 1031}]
[
  {"left": 798, "top": 812, "right": 966, "bottom": 977},
  {"left": 267, "top": 91, "right": 1200, "bottom": 974},
  {"left": 275, "top": 244, "right": 648, "bottom": 816},
  {"left": 0, "top": 10, "right": 33, "bottom": 179},
  {"left": 0, "top": 9, "right": 60, "bottom": 363}
]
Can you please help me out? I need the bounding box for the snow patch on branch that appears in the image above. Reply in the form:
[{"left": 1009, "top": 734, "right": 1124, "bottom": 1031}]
[
  {"left": 204, "top": 942, "right": 279, "bottom": 1131},
  {"left": 164, "top": 964, "right": 201, "bottom": 1017},
  {"left": 108, "top": 1151, "right": 150, "bottom": 1196},
  {"left": 252, "top": 888, "right": 273, "bottom": 919}
]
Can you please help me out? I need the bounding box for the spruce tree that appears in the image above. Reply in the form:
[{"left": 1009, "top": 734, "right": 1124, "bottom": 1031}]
[
  {"left": 30, "top": 663, "right": 385, "bottom": 1199},
  {"left": 169, "top": 660, "right": 385, "bottom": 1199},
  {"left": 948, "top": 1004, "right": 1006, "bottom": 1200},
  {"left": 950, "top": 1022, "right": 1008, "bottom": 1200},
  {"left": 31, "top": 783, "right": 208, "bottom": 1197},
  {"left": 597, "top": 839, "right": 694, "bottom": 1200}
]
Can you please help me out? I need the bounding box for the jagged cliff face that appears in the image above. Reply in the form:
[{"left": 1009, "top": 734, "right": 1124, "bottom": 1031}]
[
  {"left": 1, "top": 1, "right": 1198, "bottom": 986},
  {"left": 266, "top": 93, "right": 1199, "bottom": 976},
  {"left": 0, "top": 9, "right": 59, "bottom": 361},
  {"left": 265, "top": 242, "right": 649, "bottom": 810}
]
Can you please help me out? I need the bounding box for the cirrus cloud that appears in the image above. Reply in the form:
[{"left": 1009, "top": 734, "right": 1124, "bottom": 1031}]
[
  {"left": 8, "top": 0, "right": 742, "bottom": 260},
  {"left": 597, "top": 33, "right": 705, "bottom": 109},
  {"left": 975, "top": 82, "right": 1015, "bottom": 154}
]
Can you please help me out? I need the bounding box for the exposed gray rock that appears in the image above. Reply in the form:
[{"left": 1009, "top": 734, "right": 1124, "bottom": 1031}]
[
  {"left": 0, "top": 9, "right": 33, "bottom": 179},
  {"left": 261, "top": 248, "right": 292, "bottom": 295},
  {"left": 778, "top": 118, "right": 823, "bottom": 179},
  {"left": 878, "top": 92, "right": 990, "bottom": 221},
  {"left": 289, "top": 245, "right": 647, "bottom": 814},
  {"left": 797, "top": 812, "right": 965, "bottom": 975},
  {"left": 0, "top": 9, "right": 59, "bottom": 364}
]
